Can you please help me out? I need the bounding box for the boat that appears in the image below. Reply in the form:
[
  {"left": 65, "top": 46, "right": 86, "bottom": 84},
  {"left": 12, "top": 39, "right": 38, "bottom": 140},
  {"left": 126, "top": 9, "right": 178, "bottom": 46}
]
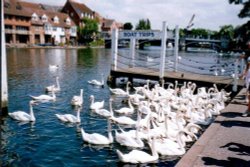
[
  {"left": 186, "top": 47, "right": 217, "bottom": 53},
  {"left": 143, "top": 42, "right": 174, "bottom": 51}
]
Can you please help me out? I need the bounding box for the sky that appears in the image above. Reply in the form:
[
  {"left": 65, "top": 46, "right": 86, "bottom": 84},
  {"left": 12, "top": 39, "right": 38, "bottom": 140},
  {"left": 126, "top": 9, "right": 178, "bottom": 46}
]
[{"left": 24, "top": 0, "right": 248, "bottom": 31}]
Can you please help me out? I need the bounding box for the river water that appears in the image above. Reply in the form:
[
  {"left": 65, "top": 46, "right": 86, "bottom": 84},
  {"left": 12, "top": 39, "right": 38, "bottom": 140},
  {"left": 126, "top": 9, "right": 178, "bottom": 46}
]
[{"left": 1, "top": 48, "right": 239, "bottom": 166}]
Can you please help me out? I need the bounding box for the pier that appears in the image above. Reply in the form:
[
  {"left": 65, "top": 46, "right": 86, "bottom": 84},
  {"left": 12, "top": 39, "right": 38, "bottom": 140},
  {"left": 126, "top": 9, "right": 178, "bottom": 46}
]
[{"left": 107, "top": 22, "right": 244, "bottom": 92}]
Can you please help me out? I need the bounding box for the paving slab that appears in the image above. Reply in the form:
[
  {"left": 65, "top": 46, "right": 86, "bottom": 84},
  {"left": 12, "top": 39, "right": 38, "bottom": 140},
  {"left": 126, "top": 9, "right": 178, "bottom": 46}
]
[{"left": 176, "top": 88, "right": 250, "bottom": 167}]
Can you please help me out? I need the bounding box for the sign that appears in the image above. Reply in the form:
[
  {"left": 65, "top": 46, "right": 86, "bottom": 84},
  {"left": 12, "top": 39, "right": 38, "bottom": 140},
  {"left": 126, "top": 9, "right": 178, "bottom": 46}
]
[{"left": 119, "top": 30, "right": 162, "bottom": 39}]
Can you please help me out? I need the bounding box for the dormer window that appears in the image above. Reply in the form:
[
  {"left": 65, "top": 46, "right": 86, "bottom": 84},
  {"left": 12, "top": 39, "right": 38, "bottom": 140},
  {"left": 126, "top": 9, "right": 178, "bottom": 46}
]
[
  {"left": 53, "top": 16, "right": 59, "bottom": 24},
  {"left": 66, "top": 17, "right": 71, "bottom": 25},
  {"left": 42, "top": 14, "right": 47, "bottom": 22},
  {"left": 32, "top": 13, "right": 38, "bottom": 21}
]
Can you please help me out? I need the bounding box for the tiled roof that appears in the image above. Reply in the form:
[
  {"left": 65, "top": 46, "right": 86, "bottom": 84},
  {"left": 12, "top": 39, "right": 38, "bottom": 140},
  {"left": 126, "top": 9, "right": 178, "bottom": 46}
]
[
  {"left": 4, "top": 0, "right": 76, "bottom": 28},
  {"left": 4, "top": 0, "right": 31, "bottom": 17},
  {"left": 68, "top": 0, "right": 94, "bottom": 17}
]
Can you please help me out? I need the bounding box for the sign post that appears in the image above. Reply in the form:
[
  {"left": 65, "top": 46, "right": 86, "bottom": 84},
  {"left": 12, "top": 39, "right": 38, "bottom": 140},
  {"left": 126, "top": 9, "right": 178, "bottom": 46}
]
[
  {"left": 159, "top": 21, "right": 167, "bottom": 79},
  {"left": 174, "top": 25, "right": 179, "bottom": 72}
]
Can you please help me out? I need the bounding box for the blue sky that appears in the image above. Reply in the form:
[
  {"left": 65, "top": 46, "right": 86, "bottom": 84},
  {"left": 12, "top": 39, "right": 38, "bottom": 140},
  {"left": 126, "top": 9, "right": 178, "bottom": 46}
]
[{"left": 25, "top": 0, "right": 248, "bottom": 31}]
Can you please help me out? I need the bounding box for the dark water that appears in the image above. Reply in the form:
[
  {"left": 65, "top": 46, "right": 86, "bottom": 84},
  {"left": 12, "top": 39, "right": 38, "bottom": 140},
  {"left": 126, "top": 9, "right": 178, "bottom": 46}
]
[{"left": 1, "top": 48, "right": 238, "bottom": 167}]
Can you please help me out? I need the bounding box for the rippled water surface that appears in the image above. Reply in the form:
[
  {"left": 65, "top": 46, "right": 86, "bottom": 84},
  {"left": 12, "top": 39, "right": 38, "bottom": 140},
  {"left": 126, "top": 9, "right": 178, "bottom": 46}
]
[{"left": 1, "top": 48, "right": 238, "bottom": 166}]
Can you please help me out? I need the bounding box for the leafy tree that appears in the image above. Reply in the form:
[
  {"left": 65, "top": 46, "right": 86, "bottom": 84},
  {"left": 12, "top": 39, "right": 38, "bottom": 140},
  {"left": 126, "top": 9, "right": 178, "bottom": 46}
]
[
  {"left": 218, "top": 25, "right": 234, "bottom": 40},
  {"left": 78, "top": 18, "right": 99, "bottom": 44},
  {"left": 135, "top": 19, "right": 151, "bottom": 30},
  {"left": 229, "top": 0, "right": 250, "bottom": 18},
  {"left": 123, "top": 22, "right": 133, "bottom": 30}
]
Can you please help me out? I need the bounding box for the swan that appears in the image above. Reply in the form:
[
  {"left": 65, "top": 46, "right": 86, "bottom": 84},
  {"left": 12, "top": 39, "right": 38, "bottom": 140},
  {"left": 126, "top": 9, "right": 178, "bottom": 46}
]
[
  {"left": 55, "top": 107, "right": 81, "bottom": 123},
  {"left": 109, "top": 81, "right": 130, "bottom": 96},
  {"left": 109, "top": 100, "right": 136, "bottom": 125},
  {"left": 81, "top": 118, "right": 113, "bottom": 145},
  {"left": 71, "top": 89, "right": 83, "bottom": 106},
  {"left": 88, "top": 74, "right": 104, "bottom": 87},
  {"left": 115, "top": 113, "right": 144, "bottom": 148},
  {"left": 45, "top": 76, "right": 60, "bottom": 92},
  {"left": 154, "top": 130, "right": 194, "bottom": 156},
  {"left": 116, "top": 137, "right": 158, "bottom": 164},
  {"left": 92, "top": 98, "right": 112, "bottom": 118},
  {"left": 89, "top": 95, "right": 104, "bottom": 110},
  {"left": 30, "top": 90, "right": 56, "bottom": 101},
  {"left": 9, "top": 100, "right": 37, "bottom": 122},
  {"left": 49, "top": 64, "right": 59, "bottom": 70},
  {"left": 114, "top": 98, "right": 134, "bottom": 114}
]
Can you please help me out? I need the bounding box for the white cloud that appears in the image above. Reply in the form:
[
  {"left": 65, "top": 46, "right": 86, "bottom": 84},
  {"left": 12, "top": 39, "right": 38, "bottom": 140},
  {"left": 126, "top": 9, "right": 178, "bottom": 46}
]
[{"left": 24, "top": 0, "right": 248, "bottom": 30}]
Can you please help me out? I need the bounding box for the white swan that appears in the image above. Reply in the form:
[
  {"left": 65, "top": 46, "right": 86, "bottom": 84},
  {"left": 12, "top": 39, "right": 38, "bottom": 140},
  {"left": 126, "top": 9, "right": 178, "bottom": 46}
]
[
  {"left": 71, "top": 89, "right": 83, "bottom": 106},
  {"left": 109, "top": 81, "right": 130, "bottom": 96},
  {"left": 89, "top": 95, "right": 104, "bottom": 110},
  {"left": 88, "top": 74, "right": 104, "bottom": 87},
  {"left": 116, "top": 137, "right": 158, "bottom": 164},
  {"left": 55, "top": 107, "right": 81, "bottom": 123},
  {"left": 49, "top": 64, "right": 59, "bottom": 70},
  {"left": 81, "top": 118, "right": 113, "bottom": 145},
  {"left": 30, "top": 90, "right": 56, "bottom": 101},
  {"left": 92, "top": 98, "right": 112, "bottom": 118},
  {"left": 114, "top": 98, "right": 134, "bottom": 114},
  {"left": 9, "top": 100, "right": 37, "bottom": 122},
  {"left": 45, "top": 76, "right": 60, "bottom": 92}
]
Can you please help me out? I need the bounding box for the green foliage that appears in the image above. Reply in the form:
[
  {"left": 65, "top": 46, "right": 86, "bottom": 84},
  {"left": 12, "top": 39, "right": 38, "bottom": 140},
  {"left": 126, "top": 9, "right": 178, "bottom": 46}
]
[
  {"left": 89, "top": 39, "right": 105, "bottom": 47},
  {"left": 229, "top": 0, "right": 250, "bottom": 18},
  {"left": 135, "top": 19, "right": 151, "bottom": 30},
  {"left": 218, "top": 25, "right": 234, "bottom": 40},
  {"left": 123, "top": 22, "right": 133, "bottom": 30},
  {"left": 78, "top": 18, "right": 99, "bottom": 44}
]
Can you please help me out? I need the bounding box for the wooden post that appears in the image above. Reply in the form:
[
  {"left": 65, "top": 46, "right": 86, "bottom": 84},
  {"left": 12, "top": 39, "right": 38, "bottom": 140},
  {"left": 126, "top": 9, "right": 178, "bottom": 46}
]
[
  {"left": 159, "top": 21, "right": 167, "bottom": 79},
  {"left": 130, "top": 38, "right": 135, "bottom": 67},
  {"left": 174, "top": 25, "right": 179, "bottom": 72},
  {"left": 111, "top": 28, "right": 118, "bottom": 71},
  {"left": 1, "top": 1, "right": 8, "bottom": 114},
  {"left": 233, "top": 60, "right": 238, "bottom": 92}
]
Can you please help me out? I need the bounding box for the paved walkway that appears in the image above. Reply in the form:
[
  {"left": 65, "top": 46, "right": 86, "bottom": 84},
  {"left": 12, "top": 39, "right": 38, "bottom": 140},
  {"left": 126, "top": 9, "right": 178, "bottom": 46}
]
[{"left": 176, "top": 88, "right": 250, "bottom": 167}]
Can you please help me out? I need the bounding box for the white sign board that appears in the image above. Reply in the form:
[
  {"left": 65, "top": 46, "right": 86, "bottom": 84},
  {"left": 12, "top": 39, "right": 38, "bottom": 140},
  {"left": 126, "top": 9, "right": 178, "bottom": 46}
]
[{"left": 119, "top": 30, "right": 162, "bottom": 39}]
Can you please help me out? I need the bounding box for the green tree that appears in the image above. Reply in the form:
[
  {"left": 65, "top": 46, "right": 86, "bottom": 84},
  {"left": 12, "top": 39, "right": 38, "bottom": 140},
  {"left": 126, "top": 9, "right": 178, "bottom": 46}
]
[
  {"left": 135, "top": 19, "right": 151, "bottom": 30},
  {"left": 229, "top": 0, "right": 250, "bottom": 18},
  {"left": 123, "top": 22, "right": 133, "bottom": 30},
  {"left": 78, "top": 18, "right": 99, "bottom": 44},
  {"left": 218, "top": 25, "right": 234, "bottom": 40}
]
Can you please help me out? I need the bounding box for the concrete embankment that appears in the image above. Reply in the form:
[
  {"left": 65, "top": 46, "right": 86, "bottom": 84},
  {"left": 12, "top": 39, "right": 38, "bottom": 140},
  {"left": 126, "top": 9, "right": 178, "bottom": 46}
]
[{"left": 176, "top": 88, "right": 250, "bottom": 167}]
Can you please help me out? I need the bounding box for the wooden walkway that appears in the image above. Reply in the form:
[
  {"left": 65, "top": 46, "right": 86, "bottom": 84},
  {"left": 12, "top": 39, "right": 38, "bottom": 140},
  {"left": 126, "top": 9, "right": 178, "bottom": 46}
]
[{"left": 108, "top": 67, "right": 245, "bottom": 89}]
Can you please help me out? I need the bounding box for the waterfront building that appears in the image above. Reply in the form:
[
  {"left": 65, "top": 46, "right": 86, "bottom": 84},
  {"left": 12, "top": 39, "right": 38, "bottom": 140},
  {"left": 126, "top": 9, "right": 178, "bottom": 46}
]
[
  {"left": 4, "top": 0, "right": 77, "bottom": 46},
  {"left": 4, "top": 0, "right": 123, "bottom": 46}
]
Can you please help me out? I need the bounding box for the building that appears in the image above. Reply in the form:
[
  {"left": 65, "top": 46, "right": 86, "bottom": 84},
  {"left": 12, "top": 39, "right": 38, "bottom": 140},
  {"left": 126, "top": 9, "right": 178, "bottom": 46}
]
[
  {"left": 4, "top": 0, "right": 77, "bottom": 46},
  {"left": 61, "top": 0, "right": 123, "bottom": 32}
]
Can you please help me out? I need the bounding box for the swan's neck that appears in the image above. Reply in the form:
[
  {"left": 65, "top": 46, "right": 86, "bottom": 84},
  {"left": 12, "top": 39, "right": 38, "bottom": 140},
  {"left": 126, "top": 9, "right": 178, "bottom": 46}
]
[
  {"left": 29, "top": 104, "right": 35, "bottom": 121},
  {"left": 107, "top": 119, "right": 113, "bottom": 142},
  {"left": 150, "top": 138, "right": 158, "bottom": 157},
  {"left": 128, "top": 99, "right": 133, "bottom": 109},
  {"left": 56, "top": 78, "right": 60, "bottom": 88},
  {"left": 76, "top": 110, "right": 81, "bottom": 122}
]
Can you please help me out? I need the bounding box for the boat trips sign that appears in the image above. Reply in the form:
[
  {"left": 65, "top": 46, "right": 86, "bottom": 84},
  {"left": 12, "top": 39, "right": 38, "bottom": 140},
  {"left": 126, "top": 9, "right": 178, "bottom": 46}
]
[{"left": 119, "top": 30, "right": 162, "bottom": 39}]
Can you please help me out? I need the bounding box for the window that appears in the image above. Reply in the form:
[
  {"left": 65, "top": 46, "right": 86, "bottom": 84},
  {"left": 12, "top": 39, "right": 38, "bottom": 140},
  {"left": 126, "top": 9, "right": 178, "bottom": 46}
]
[
  {"left": 32, "top": 13, "right": 38, "bottom": 21},
  {"left": 53, "top": 27, "right": 57, "bottom": 31},
  {"left": 53, "top": 16, "right": 59, "bottom": 24},
  {"left": 42, "top": 14, "right": 47, "bottom": 22},
  {"left": 66, "top": 17, "right": 71, "bottom": 25}
]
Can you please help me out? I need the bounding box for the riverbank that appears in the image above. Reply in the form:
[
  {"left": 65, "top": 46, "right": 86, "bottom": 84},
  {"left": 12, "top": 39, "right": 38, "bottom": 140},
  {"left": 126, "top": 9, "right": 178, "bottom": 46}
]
[{"left": 6, "top": 43, "right": 104, "bottom": 49}]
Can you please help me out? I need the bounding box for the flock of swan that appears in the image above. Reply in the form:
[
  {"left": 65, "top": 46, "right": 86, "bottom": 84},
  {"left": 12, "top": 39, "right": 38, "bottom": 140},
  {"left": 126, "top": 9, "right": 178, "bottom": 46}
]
[{"left": 8, "top": 66, "right": 231, "bottom": 164}]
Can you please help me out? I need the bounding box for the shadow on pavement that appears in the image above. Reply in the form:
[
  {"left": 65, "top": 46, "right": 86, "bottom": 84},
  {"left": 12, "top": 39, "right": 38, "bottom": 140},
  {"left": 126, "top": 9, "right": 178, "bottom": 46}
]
[
  {"left": 220, "top": 142, "right": 250, "bottom": 156},
  {"left": 202, "top": 157, "right": 250, "bottom": 167}
]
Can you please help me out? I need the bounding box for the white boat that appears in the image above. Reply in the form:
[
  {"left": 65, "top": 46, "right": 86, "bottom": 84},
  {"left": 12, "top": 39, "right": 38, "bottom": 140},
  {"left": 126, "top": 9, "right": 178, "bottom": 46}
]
[{"left": 186, "top": 47, "right": 217, "bottom": 53}]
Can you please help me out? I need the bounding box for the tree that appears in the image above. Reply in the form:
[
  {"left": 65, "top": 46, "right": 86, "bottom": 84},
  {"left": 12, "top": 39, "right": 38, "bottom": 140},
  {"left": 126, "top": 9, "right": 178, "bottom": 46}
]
[
  {"left": 229, "top": 0, "right": 250, "bottom": 18},
  {"left": 78, "top": 18, "right": 99, "bottom": 44},
  {"left": 135, "top": 19, "right": 151, "bottom": 30},
  {"left": 218, "top": 25, "right": 234, "bottom": 40},
  {"left": 123, "top": 22, "right": 133, "bottom": 30}
]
